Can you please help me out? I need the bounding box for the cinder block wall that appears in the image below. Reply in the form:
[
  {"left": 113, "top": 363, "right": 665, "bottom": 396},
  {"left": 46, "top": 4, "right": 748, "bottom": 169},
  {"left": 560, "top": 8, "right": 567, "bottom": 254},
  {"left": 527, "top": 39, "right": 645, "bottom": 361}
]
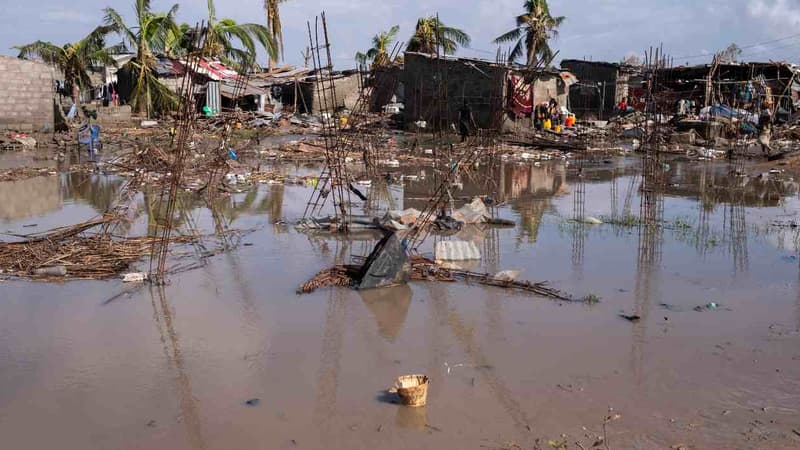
[
  {"left": 0, "top": 56, "right": 55, "bottom": 132},
  {"left": 403, "top": 53, "right": 507, "bottom": 130},
  {"left": 312, "top": 74, "right": 361, "bottom": 114}
]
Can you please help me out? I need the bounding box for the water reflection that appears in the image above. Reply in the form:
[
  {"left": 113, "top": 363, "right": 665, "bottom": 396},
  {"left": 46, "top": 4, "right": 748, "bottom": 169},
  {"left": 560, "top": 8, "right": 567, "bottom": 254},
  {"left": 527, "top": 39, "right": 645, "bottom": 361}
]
[
  {"left": 0, "top": 176, "right": 61, "bottom": 221},
  {"left": 149, "top": 285, "right": 206, "bottom": 450},
  {"left": 395, "top": 405, "right": 427, "bottom": 430},
  {"left": 359, "top": 284, "right": 412, "bottom": 342}
]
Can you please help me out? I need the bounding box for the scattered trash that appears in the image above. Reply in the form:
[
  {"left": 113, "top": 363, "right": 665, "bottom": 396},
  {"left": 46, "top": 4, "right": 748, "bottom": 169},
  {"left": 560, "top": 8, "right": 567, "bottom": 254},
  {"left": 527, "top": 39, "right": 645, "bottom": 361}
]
[
  {"left": 13, "top": 135, "right": 37, "bottom": 148},
  {"left": 583, "top": 294, "right": 601, "bottom": 304},
  {"left": 619, "top": 313, "right": 641, "bottom": 322},
  {"left": 694, "top": 302, "right": 721, "bottom": 312},
  {"left": 33, "top": 266, "right": 67, "bottom": 277},
  {"left": 580, "top": 216, "right": 603, "bottom": 225},
  {"left": 390, "top": 374, "right": 429, "bottom": 407},
  {"left": 493, "top": 270, "right": 520, "bottom": 282},
  {"left": 122, "top": 272, "right": 148, "bottom": 283},
  {"left": 659, "top": 303, "right": 682, "bottom": 312},
  {"left": 444, "top": 362, "right": 465, "bottom": 374},
  {"left": 140, "top": 120, "right": 158, "bottom": 128}
]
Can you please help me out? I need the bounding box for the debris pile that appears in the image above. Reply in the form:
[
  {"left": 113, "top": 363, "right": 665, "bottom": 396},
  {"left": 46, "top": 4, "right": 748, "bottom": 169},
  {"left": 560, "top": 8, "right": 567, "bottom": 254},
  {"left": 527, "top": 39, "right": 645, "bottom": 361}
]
[{"left": 0, "top": 216, "right": 193, "bottom": 280}]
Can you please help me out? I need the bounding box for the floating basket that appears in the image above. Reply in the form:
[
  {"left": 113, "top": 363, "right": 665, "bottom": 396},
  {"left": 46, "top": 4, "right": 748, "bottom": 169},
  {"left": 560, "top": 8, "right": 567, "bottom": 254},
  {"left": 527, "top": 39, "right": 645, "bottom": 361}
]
[{"left": 394, "top": 374, "right": 429, "bottom": 407}]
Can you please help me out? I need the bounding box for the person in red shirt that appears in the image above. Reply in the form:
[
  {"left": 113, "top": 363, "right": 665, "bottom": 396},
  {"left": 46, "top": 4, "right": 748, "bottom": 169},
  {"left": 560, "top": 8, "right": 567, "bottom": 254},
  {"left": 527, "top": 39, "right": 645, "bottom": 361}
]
[{"left": 617, "top": 97, "right": 628, "bottom": 113}]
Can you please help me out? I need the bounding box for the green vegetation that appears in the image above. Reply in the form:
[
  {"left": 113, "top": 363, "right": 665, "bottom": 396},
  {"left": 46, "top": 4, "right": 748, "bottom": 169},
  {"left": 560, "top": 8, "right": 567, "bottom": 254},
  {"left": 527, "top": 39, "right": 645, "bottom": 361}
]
[
  {"left": 406, "top": 16, "right": 471, "bottom": 55},
  {"left": 15, "top": 26, "right": 121, "bottom": 118},
  {"left": 103, "top": 0, "right": 181, "bottom": 117},
  {"left": 494, "top": 0, "right": 565, "bottom": 67}
]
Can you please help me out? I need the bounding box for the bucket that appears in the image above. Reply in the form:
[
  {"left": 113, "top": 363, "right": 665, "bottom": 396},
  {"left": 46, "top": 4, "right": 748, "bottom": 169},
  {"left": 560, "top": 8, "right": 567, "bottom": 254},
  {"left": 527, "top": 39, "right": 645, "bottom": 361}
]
[
  {"left": 394, "top": 374, "right": 429, "bottom": 407},
  {"left": 543, "top": 119, "right": 552, "bottom": 130}
]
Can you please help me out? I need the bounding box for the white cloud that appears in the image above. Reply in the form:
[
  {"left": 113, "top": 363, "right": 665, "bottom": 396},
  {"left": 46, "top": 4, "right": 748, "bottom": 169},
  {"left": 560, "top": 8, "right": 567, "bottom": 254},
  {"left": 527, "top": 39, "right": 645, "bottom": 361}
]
[
  {"left": 747, "top": 0, "right": 800, "bottom": 31},
  {"left": 41, "top": 8, "right": 93, "bottom": 24}
]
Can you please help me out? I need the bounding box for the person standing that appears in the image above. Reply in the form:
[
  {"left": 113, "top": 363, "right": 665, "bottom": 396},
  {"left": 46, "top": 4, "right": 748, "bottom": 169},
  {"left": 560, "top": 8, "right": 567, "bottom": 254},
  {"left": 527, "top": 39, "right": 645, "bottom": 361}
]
[
  {"left": 758, "top": 101, "right": 774, "bottom": 156},
  {"left": 458, "top": 102, "right": 475, "bottom": 143}
]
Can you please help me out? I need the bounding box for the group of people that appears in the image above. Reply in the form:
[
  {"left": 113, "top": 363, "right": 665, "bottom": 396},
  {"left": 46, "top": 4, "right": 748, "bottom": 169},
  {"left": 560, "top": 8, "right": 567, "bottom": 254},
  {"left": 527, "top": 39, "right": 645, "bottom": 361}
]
[
  {"left": 458, "top": 97, "right": 576, "bottom": 141},
  {"left": 534, "top": 98, "right": 569, "bottom": 131}
]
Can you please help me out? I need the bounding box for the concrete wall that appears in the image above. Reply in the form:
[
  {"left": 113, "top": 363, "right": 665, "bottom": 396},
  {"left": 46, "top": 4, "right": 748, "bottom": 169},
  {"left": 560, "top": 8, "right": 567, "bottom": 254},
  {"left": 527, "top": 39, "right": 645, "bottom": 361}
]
[
  {"left": 0, "top": 56, "right": 55, "bottom": 132},
  {"left": 531, "top": 74, "right": 568, "bottom": 107},
  {"left": 311, "top": 74, "right": 362, "bottom": 114},
  {"left": 88, "top": 105, "right": 133, "bottom": 126},
  {"left": 561, "top": 60, "right": 621, "bottom": 120},
  {"left": 404, "top": 52, "right": 507, "bottom": 130}
]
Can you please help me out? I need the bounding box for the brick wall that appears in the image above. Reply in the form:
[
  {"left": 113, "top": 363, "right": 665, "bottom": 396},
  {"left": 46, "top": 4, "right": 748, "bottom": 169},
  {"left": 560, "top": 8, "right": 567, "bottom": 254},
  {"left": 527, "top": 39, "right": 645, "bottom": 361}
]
[{"left": 0, "top": 56, "right": 55, "bottom": 132}]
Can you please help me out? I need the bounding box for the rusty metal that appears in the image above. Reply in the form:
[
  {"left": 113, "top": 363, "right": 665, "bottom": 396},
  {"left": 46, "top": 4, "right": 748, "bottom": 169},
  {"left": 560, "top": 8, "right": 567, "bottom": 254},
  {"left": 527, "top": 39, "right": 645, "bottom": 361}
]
[{"left": 149, "top": 22, "right": 207, "bottom": 284}]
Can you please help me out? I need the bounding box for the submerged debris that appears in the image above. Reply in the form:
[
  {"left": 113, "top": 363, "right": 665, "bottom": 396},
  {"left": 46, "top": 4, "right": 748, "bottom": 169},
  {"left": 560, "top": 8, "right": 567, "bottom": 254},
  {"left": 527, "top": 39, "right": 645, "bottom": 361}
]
[
  {"left": 0, "top": 216, "right": 194, "bottom": 280},
  {"left": 298, "top": 255, "right": 575, "bottom": 302}
]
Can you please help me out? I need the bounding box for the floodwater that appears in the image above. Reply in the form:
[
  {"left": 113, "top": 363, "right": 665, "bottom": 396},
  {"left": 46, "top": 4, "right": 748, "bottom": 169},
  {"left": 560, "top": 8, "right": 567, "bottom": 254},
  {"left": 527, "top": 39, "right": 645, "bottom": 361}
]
[{"left": 2, "top": 154, "right": 800, "bottom": 449}]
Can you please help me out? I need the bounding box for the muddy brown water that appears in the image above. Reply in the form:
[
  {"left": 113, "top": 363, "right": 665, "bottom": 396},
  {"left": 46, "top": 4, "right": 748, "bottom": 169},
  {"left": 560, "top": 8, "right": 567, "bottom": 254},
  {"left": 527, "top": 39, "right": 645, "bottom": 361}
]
[{"left": 1, "top": 155, "right": 800, "bottom": 449}]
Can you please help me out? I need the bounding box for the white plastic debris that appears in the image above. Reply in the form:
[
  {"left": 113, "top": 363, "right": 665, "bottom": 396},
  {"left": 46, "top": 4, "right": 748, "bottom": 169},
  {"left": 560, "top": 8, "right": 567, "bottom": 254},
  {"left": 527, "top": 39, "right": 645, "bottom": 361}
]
[
  {"left": 140, "top": 120, "right": 158, "bottom": 128},
  {"left": 33, "top": 266, "right": 67, "bottom": 277},
  {"left": 493, "top": 270, "right": 520, "bottom": 282},
  {"left": 580, "top": 216, "right": 603, "bottom": 225},
  {"left": 122, "top": 272, "right": 148, "bottom": 283},
  {"left": 383, "top": 159, "right": 400, "bottom": 168},
  {"left": 14, "top": 136, "right": 37, "bottom": 148},
  {"left": 435, "top": 241, "right": 481, "bottom": 261},
  {"left": 452, "top": 197, "right": 490, "bottom": 224}
]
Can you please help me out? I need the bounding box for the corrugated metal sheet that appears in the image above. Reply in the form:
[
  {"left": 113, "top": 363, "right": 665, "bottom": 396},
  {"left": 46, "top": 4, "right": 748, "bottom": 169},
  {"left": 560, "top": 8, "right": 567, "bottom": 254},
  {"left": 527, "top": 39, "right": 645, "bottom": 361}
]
[
  {"left": 206, "top": 81, "right": 220, "bottom": 115},
  {"left": 434, "top": 241, "right": 481, "bottom": 261}
]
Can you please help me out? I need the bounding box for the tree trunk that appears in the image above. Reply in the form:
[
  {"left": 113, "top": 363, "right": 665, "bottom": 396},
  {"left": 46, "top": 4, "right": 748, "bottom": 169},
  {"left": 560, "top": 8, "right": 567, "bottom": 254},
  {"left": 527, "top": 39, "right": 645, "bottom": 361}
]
[
  {"left": 71, "top": 82, "right": 84, "bottom": 119},
  {"left": 267, "top": 14, "right": 273, "bottom": 70},
  {"left": 527, "top": 42, "right": 538, "bottom": 67}
]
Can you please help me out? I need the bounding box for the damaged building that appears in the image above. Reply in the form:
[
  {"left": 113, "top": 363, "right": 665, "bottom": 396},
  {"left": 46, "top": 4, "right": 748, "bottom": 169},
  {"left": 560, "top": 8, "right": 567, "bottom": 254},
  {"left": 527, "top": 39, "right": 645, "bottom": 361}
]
[
  {"left": 403, "top": 52, "right": 573, "bottom": 131},
  {"left": 560, "top": 59, "right": 641, "bottom": 120},
  {"left": 0, "top": 56, "right": 55, "bottom": 132}
]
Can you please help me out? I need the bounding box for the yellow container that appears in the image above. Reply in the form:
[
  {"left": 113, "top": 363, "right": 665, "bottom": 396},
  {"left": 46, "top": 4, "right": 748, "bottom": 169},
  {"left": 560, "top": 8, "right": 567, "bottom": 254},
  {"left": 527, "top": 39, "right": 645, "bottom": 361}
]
[
  {"left": 543, "top": 119, "right": 552, "bottom": 130},
  {"left": 554, "top": 125, "right": 562, "bottom": 133}
]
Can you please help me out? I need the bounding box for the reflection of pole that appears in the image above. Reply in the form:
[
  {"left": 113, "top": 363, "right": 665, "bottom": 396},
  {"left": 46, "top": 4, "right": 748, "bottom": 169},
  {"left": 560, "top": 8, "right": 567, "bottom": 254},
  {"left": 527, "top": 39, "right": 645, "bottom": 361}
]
[
  {"left": 427, "top": 285, "right": 533, "bottom": 430},
  {"left": 150, "top": 286, "right": 206, "bottom": 450},
  {"left": 312, "top": 288, "right": 345, "bottom": 429}
]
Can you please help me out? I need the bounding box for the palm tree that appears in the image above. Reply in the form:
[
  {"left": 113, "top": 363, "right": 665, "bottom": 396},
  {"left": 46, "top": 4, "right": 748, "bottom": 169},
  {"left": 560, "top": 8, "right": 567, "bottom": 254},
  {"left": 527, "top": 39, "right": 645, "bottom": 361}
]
[
  {"left": 204, "top": 0, "right": 277, "bottom": 70},
  {"left": 494, "top": 0, "right": 565, "bottom": 67},
  {"left": 355, "top": 51, "right": 369, "bottom": 67},
  {"left": 104, "top": 0, "right": 181, "bottom": 117},
  {"left": 15, "top": 26, "right": 118, "bottom": 117},
  {"left": 406, "top": 16, "right": 470, "bottom": 55},
  {"left": 264, "top": 0, "right": 289, "bottom": 68},
  {"left": 366, "top": 25, "right": 399, "bottom": 68}
]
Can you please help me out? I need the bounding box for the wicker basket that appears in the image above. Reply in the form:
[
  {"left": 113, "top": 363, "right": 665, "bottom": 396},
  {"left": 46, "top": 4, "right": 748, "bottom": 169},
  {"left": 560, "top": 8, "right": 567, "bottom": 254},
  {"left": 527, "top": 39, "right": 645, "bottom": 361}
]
[{"left": 395, "top": 374, "right": 429, "bottom": 407}]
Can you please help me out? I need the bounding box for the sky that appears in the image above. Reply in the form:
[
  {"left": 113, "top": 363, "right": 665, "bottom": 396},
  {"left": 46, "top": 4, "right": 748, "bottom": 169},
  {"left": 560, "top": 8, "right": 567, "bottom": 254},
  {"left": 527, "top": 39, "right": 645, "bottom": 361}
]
[{"left": 2, "top": 0, "right": 800, "bottom": 69}]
